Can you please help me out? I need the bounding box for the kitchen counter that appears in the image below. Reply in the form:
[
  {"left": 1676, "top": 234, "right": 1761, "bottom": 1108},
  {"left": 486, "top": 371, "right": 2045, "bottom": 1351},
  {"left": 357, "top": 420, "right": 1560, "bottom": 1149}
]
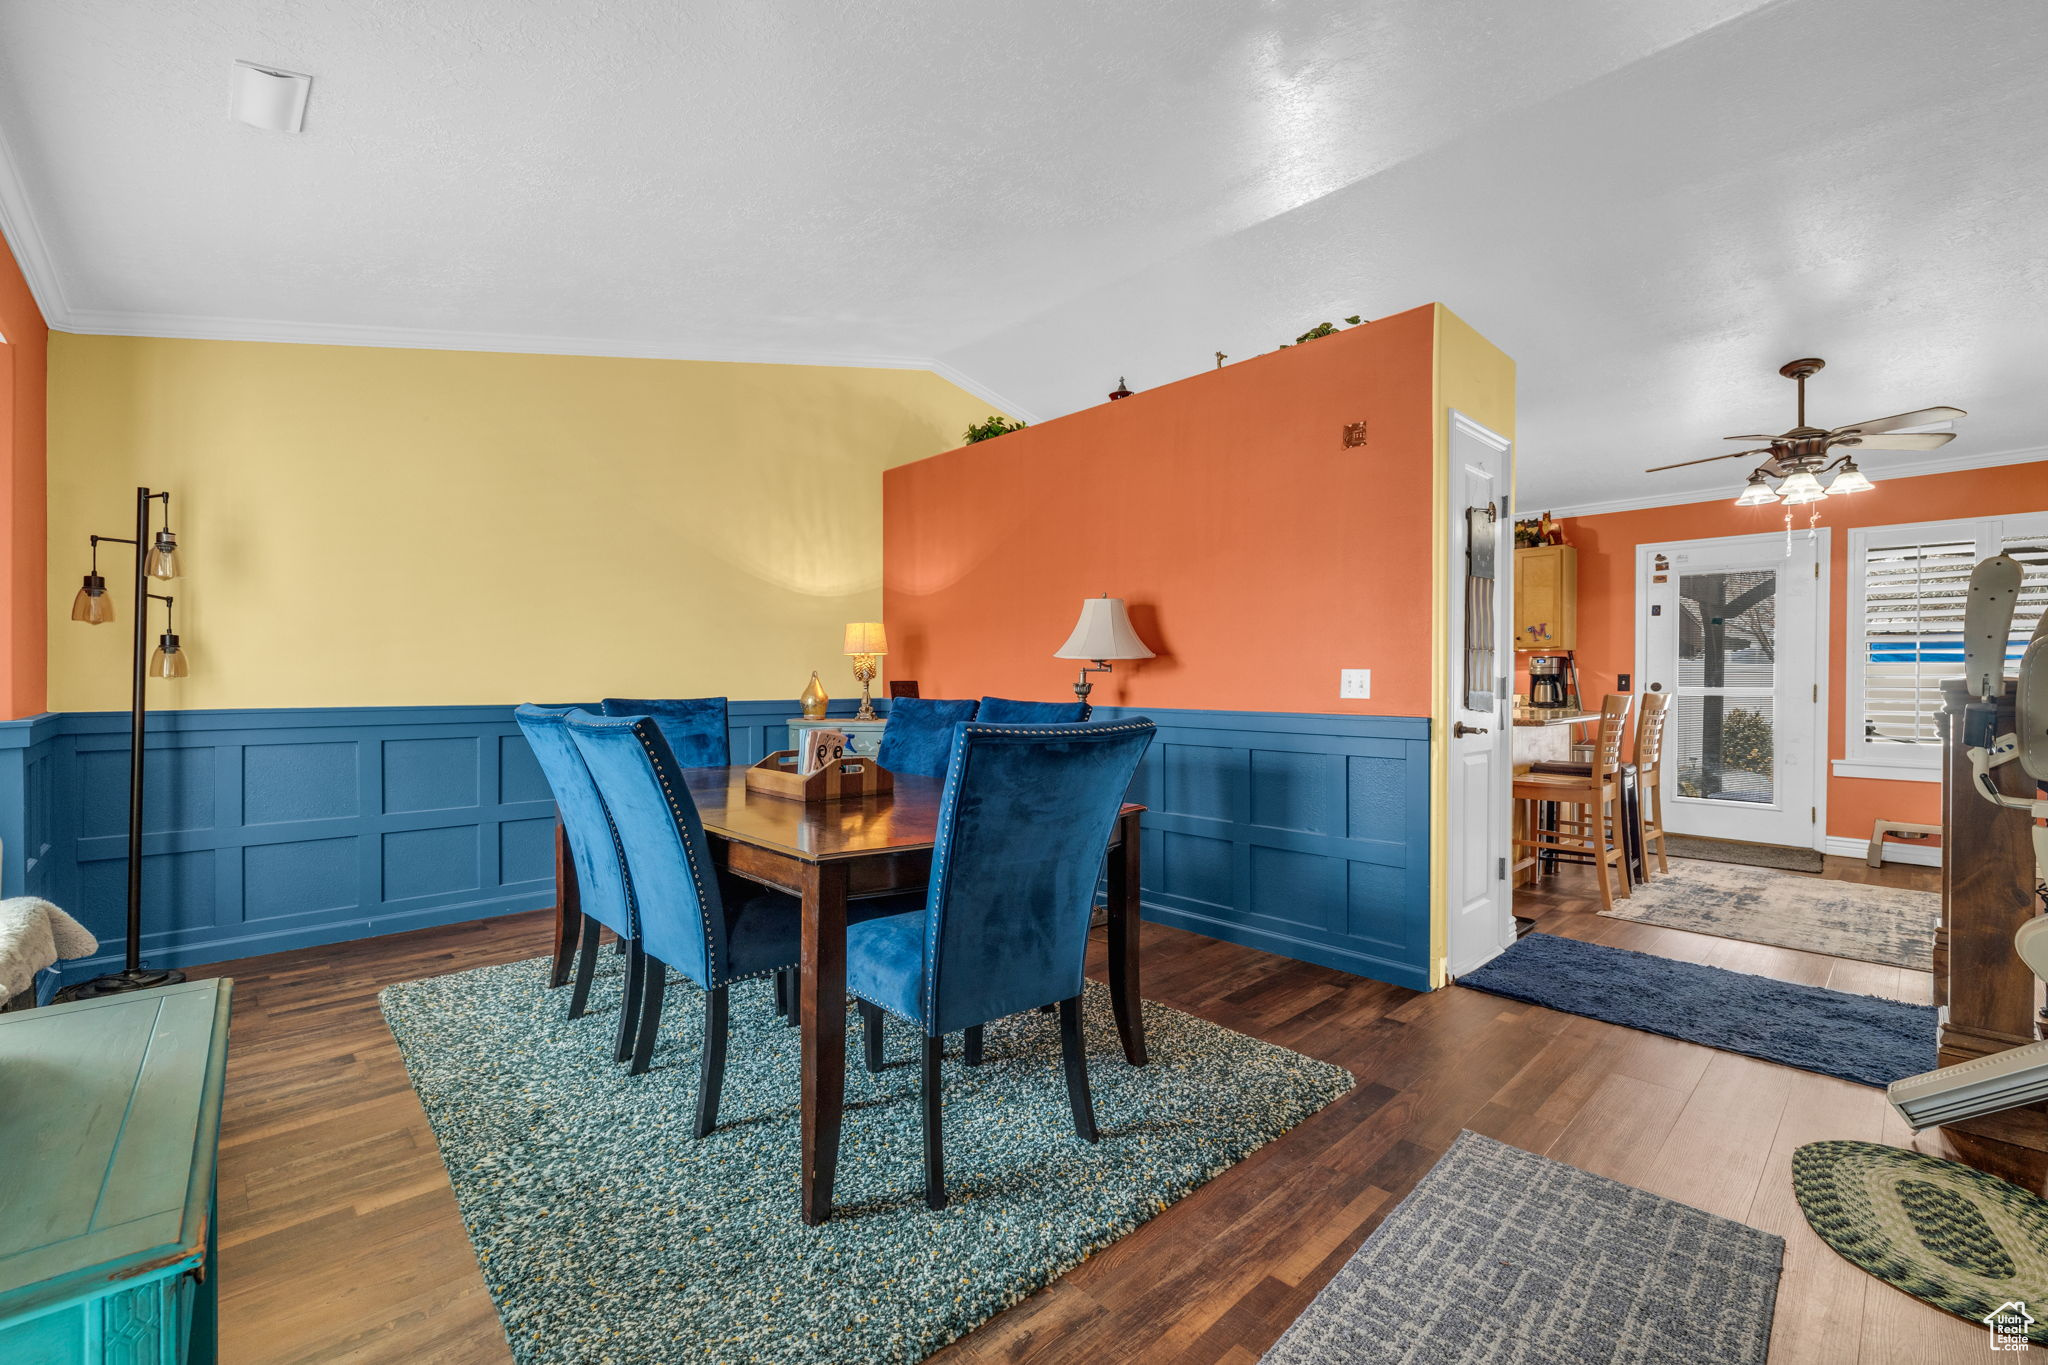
[{"left": 1512, "top": 708, "right": 1598, "bottom": 727}]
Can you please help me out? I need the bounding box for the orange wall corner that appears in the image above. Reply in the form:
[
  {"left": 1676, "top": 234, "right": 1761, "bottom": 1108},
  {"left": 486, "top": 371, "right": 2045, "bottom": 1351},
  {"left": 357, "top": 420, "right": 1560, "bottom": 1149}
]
[
  {"left": 882, "top": 304, "right": 1442, "bottom": 716},
  {"left": 1554, "top": 461, "right": 2048, "bottom": 840},
  {"left": 0, "top": 224, "right": 48, "bottom": 720}
]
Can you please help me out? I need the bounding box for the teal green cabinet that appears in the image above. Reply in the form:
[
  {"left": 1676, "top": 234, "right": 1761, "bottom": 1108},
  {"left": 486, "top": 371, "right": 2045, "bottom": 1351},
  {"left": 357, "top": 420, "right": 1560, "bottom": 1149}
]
[{"left": 0, "top": 978, "right": 233, "bottom": 1363}]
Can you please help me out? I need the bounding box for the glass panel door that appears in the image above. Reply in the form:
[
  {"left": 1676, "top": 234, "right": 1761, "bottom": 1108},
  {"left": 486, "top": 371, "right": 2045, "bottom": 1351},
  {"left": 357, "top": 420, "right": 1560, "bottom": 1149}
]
[
  {"left": 1674, "top": 567, "right": 1778, "bottom": 805},
  {"left": 1641, "top": 534, "right": 1823, "bottom": 849}
]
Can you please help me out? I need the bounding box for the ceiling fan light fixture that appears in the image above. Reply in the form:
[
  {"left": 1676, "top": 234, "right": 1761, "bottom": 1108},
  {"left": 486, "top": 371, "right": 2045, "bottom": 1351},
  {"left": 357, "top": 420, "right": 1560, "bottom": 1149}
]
[
  {"left": 1734, "top": 473, "right": 1780, "bottom": 507},
  {"left": 1827, "top": 461, "right": 1876, "bottom": 496},
  {"left": 1778, "top": 470, "right": 1828, "bottom": 504}
]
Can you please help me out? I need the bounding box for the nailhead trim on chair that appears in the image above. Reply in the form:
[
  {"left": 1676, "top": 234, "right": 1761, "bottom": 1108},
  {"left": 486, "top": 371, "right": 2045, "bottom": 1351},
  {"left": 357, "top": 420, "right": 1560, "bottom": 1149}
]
[
  {"left": 570, "top": 711, "right": 783, "bottom": 987},
  {"left": 915, "top": 720, "right": 1157, "bottom": 1033}
]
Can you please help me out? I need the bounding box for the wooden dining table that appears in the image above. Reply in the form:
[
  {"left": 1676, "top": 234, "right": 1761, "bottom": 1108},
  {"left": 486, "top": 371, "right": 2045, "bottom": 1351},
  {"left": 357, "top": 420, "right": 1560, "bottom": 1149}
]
[{"left": 545, "top": 765, "right": 1149, "bottom": 1225}]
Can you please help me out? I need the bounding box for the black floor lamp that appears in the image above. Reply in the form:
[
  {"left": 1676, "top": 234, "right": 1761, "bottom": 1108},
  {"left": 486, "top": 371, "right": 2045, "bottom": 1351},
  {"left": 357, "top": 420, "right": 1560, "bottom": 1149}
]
[{"left": 57, "top": 486, "right": 192, "bottom": 999}]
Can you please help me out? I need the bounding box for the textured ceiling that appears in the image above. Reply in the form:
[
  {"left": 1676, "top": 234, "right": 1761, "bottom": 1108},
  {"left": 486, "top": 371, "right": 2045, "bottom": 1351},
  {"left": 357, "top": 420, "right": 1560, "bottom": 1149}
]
[{"left": 0, "top": 0, "right": 2041, "bottom": 508}]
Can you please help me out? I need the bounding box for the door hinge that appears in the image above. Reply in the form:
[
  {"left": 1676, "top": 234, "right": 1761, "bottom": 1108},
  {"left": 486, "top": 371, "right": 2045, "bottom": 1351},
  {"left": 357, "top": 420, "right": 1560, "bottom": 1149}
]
[
  {"left": 1497, "top": 856, "right": 1507, "bottom": 881},
  {"left": 1813, "top": 683, "right": 1819, "bottom": 702},
  {"left": 1811, "top": 806, "right": 1818, "bottom": 823}
]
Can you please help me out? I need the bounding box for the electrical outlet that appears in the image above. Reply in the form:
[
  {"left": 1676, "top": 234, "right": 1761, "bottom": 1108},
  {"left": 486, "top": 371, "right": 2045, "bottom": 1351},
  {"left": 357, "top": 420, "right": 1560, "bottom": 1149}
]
[
  {"left": 1339, "top": 669, "right": 1371, "bottom": 699},
  {"left": 1617, "top": 673, "right": 1632, "bottom": 692}
]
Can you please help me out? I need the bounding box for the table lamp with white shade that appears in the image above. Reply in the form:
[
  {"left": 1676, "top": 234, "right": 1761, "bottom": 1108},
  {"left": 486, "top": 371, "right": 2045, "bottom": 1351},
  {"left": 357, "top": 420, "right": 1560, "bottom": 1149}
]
[{"left": 1055, "top": 595, "right": 1155, "bottom": 703}]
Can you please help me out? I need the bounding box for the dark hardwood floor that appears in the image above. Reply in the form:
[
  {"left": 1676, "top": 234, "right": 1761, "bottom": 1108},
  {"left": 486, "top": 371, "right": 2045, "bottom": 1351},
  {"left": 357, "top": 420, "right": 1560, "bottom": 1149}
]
[{"left": 190, "top": 853, "right": 2017, "bottom": 1363}]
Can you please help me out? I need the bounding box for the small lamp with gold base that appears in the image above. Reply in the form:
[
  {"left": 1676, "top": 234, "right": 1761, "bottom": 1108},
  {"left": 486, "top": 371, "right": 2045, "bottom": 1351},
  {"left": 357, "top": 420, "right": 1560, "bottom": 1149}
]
[{"left": 843, "top": 622, "right": 888, "bottom": 722}]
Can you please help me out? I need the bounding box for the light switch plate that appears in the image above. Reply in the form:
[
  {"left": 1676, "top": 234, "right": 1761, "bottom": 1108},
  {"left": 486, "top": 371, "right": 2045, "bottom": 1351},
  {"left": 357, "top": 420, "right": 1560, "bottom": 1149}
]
[{"left": 1339, "top": 669, "right": 1371, "bottom": 699}]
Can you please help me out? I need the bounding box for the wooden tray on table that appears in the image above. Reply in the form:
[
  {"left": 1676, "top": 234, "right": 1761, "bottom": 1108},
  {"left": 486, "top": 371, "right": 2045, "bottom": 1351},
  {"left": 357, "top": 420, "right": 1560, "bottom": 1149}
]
[{"left": 744, "top": 750, "right": 895, "bottom": 804}]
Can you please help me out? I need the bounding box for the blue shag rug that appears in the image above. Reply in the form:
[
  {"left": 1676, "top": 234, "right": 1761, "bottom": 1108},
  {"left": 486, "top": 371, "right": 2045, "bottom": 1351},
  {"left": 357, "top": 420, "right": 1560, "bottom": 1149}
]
[
  {"left": 379, "top": 956, "right": 1353, "bottom": 1364},
  {"left": 1458, "top": 933, "right": 1936, "bottom": 1088}
]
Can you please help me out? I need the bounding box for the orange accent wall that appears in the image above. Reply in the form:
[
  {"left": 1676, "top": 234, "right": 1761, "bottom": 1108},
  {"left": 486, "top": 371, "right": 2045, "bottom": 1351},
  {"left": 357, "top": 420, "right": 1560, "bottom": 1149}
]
[
  {"left": 883, "top": 304, "right": 1439, "bottom": 715},
  {"left": 1552, "top": 461, "right": 2048, "bottom": 841},
  {"left": 0, "top": 227, "right": 47, "bottom": 720}
]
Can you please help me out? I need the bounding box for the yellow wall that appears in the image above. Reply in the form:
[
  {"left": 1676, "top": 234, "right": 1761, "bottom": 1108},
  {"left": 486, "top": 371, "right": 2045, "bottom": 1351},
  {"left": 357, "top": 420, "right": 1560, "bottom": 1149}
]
[
  {"left": 1428, "top": 305, "right": 1517, "bottom": 983},
  {"left": 46, "top": 335, "right": 999, "bottom": 710}
]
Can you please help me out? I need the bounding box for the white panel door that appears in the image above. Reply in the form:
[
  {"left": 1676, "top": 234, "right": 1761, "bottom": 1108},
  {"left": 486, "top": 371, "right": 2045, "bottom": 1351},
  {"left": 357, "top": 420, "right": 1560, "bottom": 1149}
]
[
  {"left": 1639, "top": 532, "right": 1827, "bottom": 849},
  {"left": 1445, "top": 413, "right": 1514, "bottom": 977}
]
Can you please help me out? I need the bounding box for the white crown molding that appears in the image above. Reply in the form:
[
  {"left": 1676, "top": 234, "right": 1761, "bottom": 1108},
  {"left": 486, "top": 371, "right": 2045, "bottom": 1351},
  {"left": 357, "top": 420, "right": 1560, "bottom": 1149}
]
[
  {"left": 51, "top": 307, "right": 1040, "bottom": 424},
  {"left": 0, "top": 118, "right": 72, "bottom": 328},
  {"left": 1535, "top": 443, "right": 2048, "bottom": 520},
  {"left": 923, "top": 357, "right": 1040, "bottom": 425}
]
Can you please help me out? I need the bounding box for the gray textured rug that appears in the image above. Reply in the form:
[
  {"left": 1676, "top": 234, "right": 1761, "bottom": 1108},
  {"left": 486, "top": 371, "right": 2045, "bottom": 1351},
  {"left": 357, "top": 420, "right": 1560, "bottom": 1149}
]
[
  {"left": 1261, "top": 1132, "right": 1784, "bottom": 1364},
  {"left": 1599, "top": 858, "right": 1937, "bottom": 970},
  {"left": 1664, "top": 835, "right": 1825, "bottom": 873},
  {"left": 381, "top": 955, "right": 1353, "bottom": 1364}
]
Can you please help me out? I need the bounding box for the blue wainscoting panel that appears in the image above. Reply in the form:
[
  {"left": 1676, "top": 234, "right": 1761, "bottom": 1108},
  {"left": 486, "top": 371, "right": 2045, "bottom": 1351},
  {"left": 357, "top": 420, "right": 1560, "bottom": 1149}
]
[
  {"left": 0, "top": 698, "right": 884, "bottom": 985},
  {"left": 1092, "top": 706, "right": 1433, "bottom": 992},
  {"left": 0, "top": 698, "right": 1429, "bottom": 990}
]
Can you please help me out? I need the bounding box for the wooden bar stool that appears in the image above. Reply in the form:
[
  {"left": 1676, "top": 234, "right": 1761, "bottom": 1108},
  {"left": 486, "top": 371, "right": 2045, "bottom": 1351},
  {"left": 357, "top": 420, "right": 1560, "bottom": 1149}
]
[
  {"left": 1513, "top": 695, "right": 1633, "bottom": 910},
  {"left": 1632, "top": 691, "right": 1672, "bottom": 878}
]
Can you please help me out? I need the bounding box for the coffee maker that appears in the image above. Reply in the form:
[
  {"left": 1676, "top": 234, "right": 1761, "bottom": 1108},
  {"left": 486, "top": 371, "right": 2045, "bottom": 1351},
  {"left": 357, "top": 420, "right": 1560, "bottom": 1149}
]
[{"left": 1528, "top": 654, "right": 1571, "bottom": 709}]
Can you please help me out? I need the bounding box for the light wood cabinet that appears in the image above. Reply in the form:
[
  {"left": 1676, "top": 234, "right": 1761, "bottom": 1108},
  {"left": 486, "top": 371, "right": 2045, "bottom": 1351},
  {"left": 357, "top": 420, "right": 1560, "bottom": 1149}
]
[{"left": 1514, "top": 545, "right": 1577, "bottom": 651}]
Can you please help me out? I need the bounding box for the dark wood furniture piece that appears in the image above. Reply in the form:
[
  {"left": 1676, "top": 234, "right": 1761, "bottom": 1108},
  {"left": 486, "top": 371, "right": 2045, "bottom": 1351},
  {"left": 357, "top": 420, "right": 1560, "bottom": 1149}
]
[
  {"left": 544, "top": 767, "right": 1148, "bottom": 1223},
  {"left": 1937, "top": 679, "right": 2048, "bottom": 1150}
]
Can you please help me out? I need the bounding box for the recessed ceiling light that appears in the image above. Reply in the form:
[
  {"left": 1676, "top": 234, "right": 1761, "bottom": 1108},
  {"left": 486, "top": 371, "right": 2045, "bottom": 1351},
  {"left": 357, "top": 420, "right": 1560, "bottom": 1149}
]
[{"left": 231, "top": 60, "right": 312, "bottom": 133}]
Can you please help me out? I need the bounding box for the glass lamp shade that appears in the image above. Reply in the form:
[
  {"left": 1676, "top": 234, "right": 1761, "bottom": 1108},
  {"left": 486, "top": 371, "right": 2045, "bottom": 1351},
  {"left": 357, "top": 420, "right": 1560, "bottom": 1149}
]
[
  {"left": 1733, "top": 475, "right": 1779, "bottom": 507},
  {"left": 1827, "top": 462, "right": 1876, "bottom": 495},
  {"left": 149, "top": 632, "right": 189, "bottom": 679},
  {"left": 1777, "top": 470, "right": 1828, "bottom": 505},
  {"left": 842, "top": 622, "right": 888, "bottom": 656},
  {"left": 70, "top": 573, "right": 115, "bottom": 624},
  {"left": 144, "top": 531, "right": 180, "bottom": 580}
]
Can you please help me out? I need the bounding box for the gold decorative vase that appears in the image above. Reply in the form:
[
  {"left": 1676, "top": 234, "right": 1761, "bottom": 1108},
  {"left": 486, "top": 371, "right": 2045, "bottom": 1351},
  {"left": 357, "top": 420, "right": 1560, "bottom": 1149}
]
[{"left": 800, "top": 670, "right": 829, "bottom": 719}]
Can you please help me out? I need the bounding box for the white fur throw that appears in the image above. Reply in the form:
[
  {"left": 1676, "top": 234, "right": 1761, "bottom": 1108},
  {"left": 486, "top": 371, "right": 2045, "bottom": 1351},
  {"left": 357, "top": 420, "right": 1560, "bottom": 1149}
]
[{"left": 0, "top": 897, "right": 99, "bottom": 1001}]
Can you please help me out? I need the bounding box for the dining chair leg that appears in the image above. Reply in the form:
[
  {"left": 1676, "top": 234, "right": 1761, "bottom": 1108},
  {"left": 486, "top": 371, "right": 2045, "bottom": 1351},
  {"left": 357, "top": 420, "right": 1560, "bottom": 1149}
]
[
  {"left": 1058, "top": 996, "right": 1100, "bottom": 1144},
  {"left": 1590, "top": 801, "right": 1615, "bottom": 912},
  {"left": 629, "top": 957, "right": 667, "bottom": 1077},
  {"left": 614, "top": 939, "right": 646, "bottom": 1064},
  {"left": 858, "top": 1000, "right": 885, "bottom": 1073},
  {"left": 921, "top": 1035, "right": 947, "bottom": 1211},
  {"left": 566, "top": 916, "right": 602, "bottom": 1020},
  {"left": 774, "top": 968, "right": 789, "bottom": 1019},
  {"left": 692, "top": 983, "right": 730, "bottom": 1136},
  {"left": 963, "top": 1024, "right": 984, "bottom": 1067},
  {"left": 1609, "top": 793, "right": 1632, "bottom": 900},
  {"left": 784, "top": 964, "right": 800, "bottom": 1028}
]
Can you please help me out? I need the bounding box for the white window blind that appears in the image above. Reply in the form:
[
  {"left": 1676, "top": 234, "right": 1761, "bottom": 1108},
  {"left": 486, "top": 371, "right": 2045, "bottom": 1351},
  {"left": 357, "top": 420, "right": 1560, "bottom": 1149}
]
[
  {"left": 1860, "top": 537, "right": 1978, "bottom": 745},
  {"left": 1850, "top": 514, "right": 2048, "bottom": 765}
]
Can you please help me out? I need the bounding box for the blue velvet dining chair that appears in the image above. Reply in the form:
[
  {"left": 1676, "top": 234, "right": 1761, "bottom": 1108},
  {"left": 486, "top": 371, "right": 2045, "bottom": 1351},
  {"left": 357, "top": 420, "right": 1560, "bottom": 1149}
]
[
  {"left": 566, "top": 710, "right": 911, "bottom": 1133},
  {"left": 874, "top": 697, "right": 979, "bottom": 776},
  {"left": 976, "top": 696, "right": 1091, "bottom": 724},
  {"left": 846, "top": 717, "right": 1156, "bottom": 1209},
  {"left": 600, "top": 696, "right": 730, "bottom": 768},
  {"left": 513, "top": 705, "right": 642, "bottom": 1058}
]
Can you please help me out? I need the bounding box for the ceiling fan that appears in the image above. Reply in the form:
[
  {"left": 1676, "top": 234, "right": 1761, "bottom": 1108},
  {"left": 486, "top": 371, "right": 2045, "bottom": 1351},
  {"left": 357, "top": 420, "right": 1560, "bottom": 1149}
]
[{"left": 1645, "top": 358, "right": 1966, "bottom": 508}]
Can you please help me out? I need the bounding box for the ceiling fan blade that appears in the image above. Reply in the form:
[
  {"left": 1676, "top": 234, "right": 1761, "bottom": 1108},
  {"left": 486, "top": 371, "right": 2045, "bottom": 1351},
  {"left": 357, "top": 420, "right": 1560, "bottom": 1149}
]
[
  {"left": 1646, "top": 449, "right": 1772, "bottom": 473},
  {"left": 1828, "top": 406, "right": 1967, "bottom": 437},
  {"left": 1835, "top": 431, "right": 1957, "bottom": 451},
  {"left": 1724, "top": 434, "right": 1783, "bottom": 442}
]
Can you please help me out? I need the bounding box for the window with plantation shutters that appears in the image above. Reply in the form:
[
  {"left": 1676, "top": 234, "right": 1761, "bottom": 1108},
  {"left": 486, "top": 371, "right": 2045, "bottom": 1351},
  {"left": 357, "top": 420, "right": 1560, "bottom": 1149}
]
[{"left": 1844, "top": 512, "right": 2048, "bottom": 778}]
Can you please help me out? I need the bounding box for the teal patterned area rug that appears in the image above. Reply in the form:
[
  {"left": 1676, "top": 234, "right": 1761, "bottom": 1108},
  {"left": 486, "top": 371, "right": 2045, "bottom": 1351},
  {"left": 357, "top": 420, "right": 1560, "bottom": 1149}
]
[{"left": 379, "top": 956, "right": 1352, "bottom": 1364}]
